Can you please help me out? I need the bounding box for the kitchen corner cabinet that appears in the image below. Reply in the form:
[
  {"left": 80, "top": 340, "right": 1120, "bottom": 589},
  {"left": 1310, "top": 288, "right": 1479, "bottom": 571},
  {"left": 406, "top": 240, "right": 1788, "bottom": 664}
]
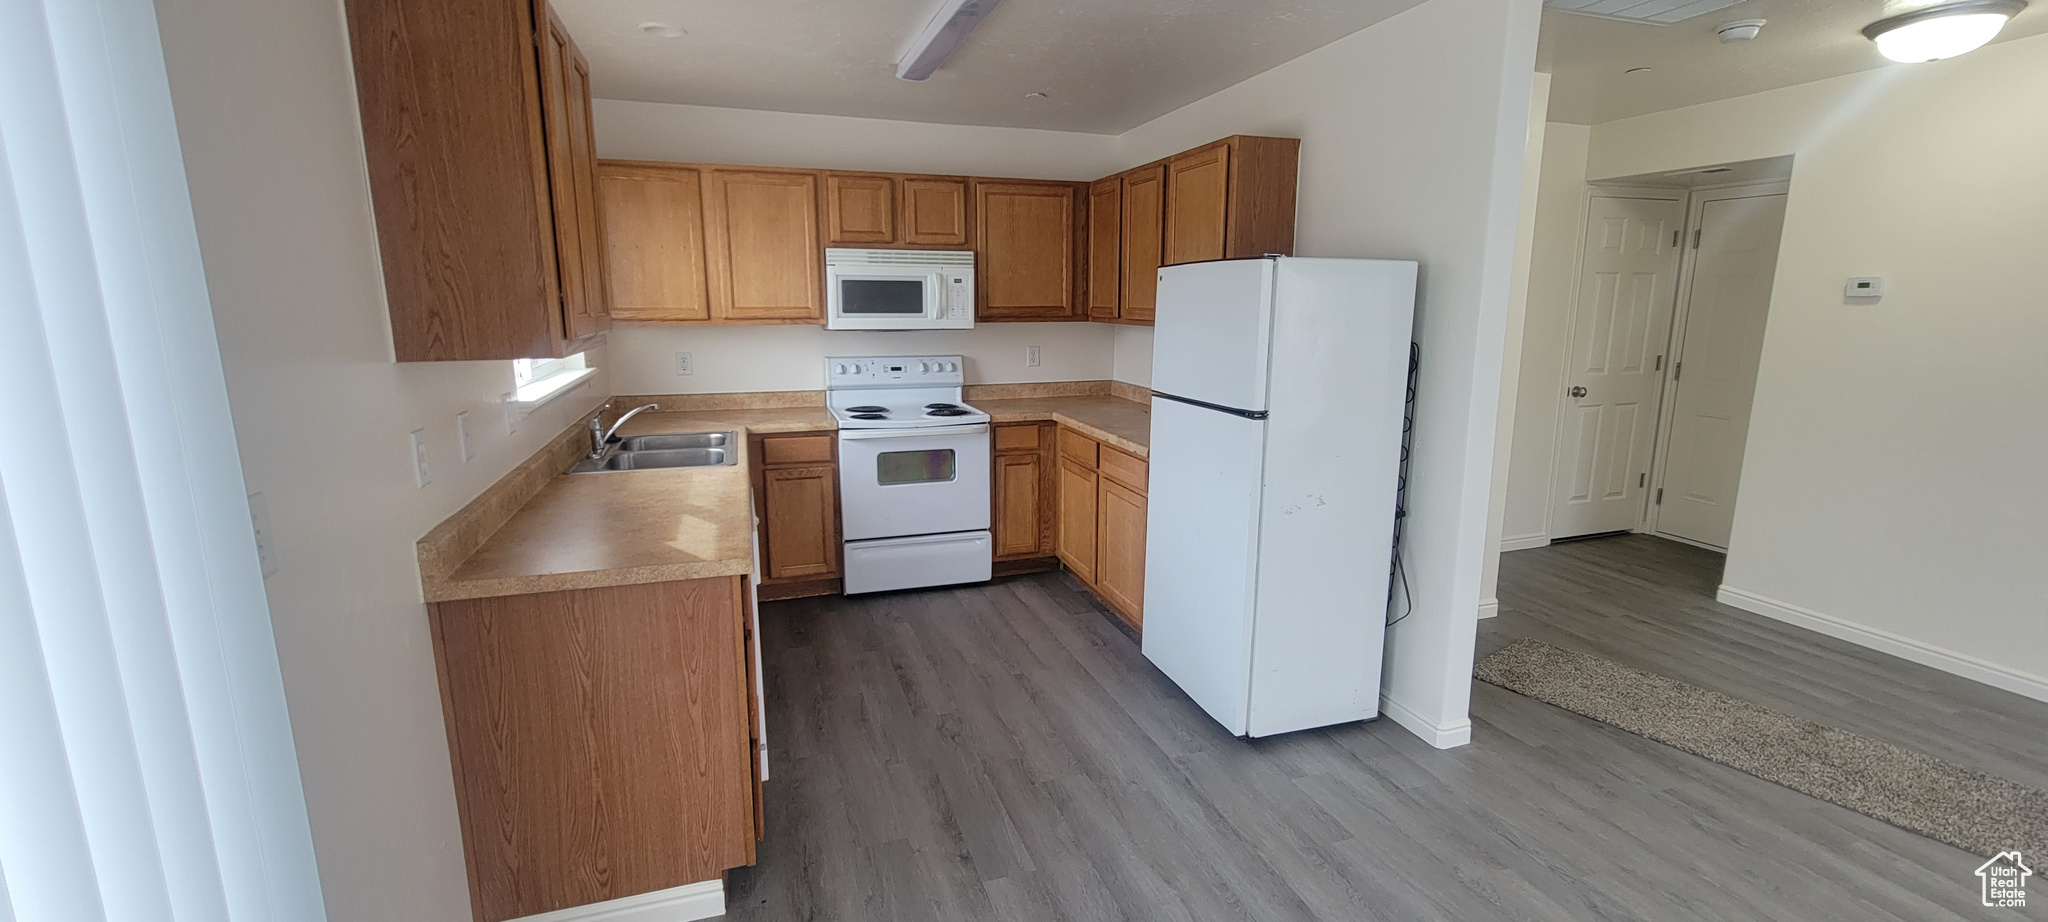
[
  {"left": 1119, "top": 163, "right": 1165, "bottom": 324},
  {"left": 430, "top": 576, "right": 759, "bottom": 922},
  {"left": 704, "top": 169, "right": 825, "bottom": 322},
  {"left": 975, "top": 180, "right": 1083, "bottom": 321},
  {"left": 752, "top": 433, "right": 842, "bottom": 589},
  {"left": 344, "top": 0, "right": 608, "bottom": 361},
  {"left": 1053, "top": 427, "right": 1147, "bottom": 631},
  {"left": 1086, "top": 178, "right": 1123, "bottom": 320},
  {"left": 992, "top": 422, "right": 1056, "bottom": 559}
]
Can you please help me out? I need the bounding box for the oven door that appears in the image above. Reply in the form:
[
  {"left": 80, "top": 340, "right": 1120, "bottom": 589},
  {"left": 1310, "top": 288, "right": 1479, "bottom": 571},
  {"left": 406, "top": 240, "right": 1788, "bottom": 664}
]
[
  {"left": 837, "top": 425, "right": 991, "bottom": 540},
  {"left": 825, "top": 264, "right": 942, "bottom": 330}
]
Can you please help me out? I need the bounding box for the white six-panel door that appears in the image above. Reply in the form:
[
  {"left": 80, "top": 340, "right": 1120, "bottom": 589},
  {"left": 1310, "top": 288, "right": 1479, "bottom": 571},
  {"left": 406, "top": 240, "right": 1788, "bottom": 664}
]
[
  {"left": 1653, "top": 192, "right": 1787, "bottom": 549},
  {"left": 1550, "top": 195, "right": 1685, "bottom": 539}
]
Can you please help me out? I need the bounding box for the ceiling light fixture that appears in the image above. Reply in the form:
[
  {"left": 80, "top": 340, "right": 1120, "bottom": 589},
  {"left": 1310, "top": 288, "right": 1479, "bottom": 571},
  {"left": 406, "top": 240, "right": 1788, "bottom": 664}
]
[
  {"left": 638, "top": 21, "right": 685, "bottom": 38},
  {"left": 1625, "top": 66, "right": 1654, "bottom": 74},
  {"left": 1717, "top": 18, "right": 1766, "bottom": 42},
  {"left": 1862, "top": 0, "right": 2026, "bottom": 63},
  {"left": 897, "top": 0, "right": 1008, "bottom": 82}
]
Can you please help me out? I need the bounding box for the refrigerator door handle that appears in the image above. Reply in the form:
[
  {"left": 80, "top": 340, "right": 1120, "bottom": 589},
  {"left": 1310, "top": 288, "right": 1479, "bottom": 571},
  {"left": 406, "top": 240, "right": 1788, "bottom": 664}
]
[{"left": 1153, "top": 391, "right": 1270, "bottom": 420}]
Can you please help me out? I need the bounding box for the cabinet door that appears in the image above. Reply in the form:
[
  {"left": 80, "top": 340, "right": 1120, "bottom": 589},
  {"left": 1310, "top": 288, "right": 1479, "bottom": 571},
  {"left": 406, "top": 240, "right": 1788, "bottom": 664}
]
[
  {"left": 599, "top": 164, "right": 709, "bottom": 322},
  {"left": 537, "top": 11, "right": 590, "bottom": 346},
  {"left": 1165, "top": 142, "right": 1230, "bottom": 266},
  {"left": 1086, "top": 177, "right": 1122, "bottom": 320},
  {"left": 1096, "top": 478, "right": 1147, "bottom": 629},
  {"left": 823, "top": 173, "right": 895, "bottom": 245},
  {"left": 994, "top": 451, "right": 1046, "bottom": 559},
  {"left": 1120, "top": 165, "right": 1163, "bottom": 324},
  {"left": 1056, "top": 457, "right": 1098, "bottom": 582},
  {"left": 976, "top": 181, "right": 1077, "bottom": 320},
  {"left": 900, "top": 178, "right": 970, "bottom": 246},
  {"left": 762, "top": 466, "right": 839, "bottom": 579},
  {"left": 562, "top": 39, "right": 610, "bottom": 341},
  {"left": 704, "top": 170, "right": 824, "bottom": 322}
]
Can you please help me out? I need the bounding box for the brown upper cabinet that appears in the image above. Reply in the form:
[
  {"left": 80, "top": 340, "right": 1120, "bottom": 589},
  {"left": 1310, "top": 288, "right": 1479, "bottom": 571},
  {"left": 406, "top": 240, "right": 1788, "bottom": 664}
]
[
  {"left": 1120, "top": 164, "right": 1165, "bottom": 325},
  {"left": 823, "top": 173, "right": 896, "bottom": 245},
  {"left": 598, "top": 163, "right": 709, "bottom": 322},
  {"left": 900, "top": 178, "right": 971, "bottom": 246},
  {"left": 344, "top": 0, "right": 608, "bottom": 361},
  {"left": 1086, "top": 178, "right": 1122, "bottom": 321},
  {"left": 702, "top": 169, "right": 824, "bottom": 323},
  {"left": 975, "top": 180, "right": 1082, "bottom": 321}
]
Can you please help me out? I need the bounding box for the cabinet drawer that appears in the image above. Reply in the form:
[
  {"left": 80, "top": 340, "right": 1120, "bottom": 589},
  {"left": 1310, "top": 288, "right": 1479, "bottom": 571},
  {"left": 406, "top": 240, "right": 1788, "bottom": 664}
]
[
  {"left": 1099, "top": 446, "right": 1147, "bottom": 493},
  {"left": 1057, "top": 427, "right": 1098, "bottom": 468},
  {"left": 994, "top": 423, "right": 1044, "bottom": 452},
  {"left": 760, "top": 434, "right": 834, "bottom": 466}
]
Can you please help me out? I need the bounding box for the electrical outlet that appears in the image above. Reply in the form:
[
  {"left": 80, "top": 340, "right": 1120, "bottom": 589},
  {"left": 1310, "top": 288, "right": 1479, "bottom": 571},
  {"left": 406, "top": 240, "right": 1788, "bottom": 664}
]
[
  {"left": 409, "top": 429, "right": 431, "bottom": 488},
  {"left": 248, "top": 491, "right": 278, "bottom": 578},
  {"left": 1025, "top": 345, "right": 1041, "bottom": 368},
  {"left": 676, "top": 351, "right": 694, "bottom": 376},
  {"left": 456, "top": 411, "right": 474, "bottom": 463}
]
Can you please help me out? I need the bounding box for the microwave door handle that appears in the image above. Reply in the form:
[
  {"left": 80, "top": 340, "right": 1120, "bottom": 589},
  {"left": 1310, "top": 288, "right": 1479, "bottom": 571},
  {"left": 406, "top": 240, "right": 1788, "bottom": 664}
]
[{"left": 838, "top": 424, "right": 989, "bottom": 440}]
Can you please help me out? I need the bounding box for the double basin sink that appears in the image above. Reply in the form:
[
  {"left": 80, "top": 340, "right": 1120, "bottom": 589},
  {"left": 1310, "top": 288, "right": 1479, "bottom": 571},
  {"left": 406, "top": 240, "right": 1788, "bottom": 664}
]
[{"left": 568, "top": 431, "right": 739, "bottom": 474}]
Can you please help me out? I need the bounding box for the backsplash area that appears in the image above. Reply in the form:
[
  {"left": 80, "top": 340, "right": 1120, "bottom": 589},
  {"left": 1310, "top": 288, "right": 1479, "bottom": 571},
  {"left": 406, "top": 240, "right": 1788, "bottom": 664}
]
[{"left": 606, "top": 322, "right": 1120, "bottom": 394}]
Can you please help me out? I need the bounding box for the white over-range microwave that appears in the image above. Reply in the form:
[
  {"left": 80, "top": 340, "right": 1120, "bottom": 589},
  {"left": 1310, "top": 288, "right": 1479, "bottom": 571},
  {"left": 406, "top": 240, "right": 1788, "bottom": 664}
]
[{"left": 824, "top": 248, "right": 974, "bottom": 330}]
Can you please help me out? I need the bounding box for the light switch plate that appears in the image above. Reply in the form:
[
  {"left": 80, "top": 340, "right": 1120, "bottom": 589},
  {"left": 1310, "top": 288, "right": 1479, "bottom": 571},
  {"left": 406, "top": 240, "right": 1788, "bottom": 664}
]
[
  {"left": 456, "top": 411, "right": 473, "bottom": 463},
  {"left": 409, "top": 429, "right": 431, "bottom": 488},
  {"left": 248, "top": 491, "right": 279, "bottom": 578}
]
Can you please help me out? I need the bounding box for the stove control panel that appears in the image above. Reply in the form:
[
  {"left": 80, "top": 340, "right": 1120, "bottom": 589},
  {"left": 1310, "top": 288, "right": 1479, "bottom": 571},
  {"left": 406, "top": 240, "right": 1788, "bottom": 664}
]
[{"left": 826, "top": 355, "right": 965, "bottom": 387}]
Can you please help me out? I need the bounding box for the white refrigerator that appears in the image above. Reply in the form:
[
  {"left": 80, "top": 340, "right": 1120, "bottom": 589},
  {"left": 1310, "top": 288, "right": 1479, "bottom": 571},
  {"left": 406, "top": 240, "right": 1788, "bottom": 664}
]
[{"left": 1141, "top": 257, "right": 1417, "bottom": 738}]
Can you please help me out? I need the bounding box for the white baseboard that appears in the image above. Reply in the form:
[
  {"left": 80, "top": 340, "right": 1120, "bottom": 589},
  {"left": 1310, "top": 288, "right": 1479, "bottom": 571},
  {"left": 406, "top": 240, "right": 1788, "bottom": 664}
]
[
  {"left": 507, "top": 880, "right": 724, "bottom": 922},
  {"left": 1379, "top": 694, "right": 1472, "bottom": 749},
  {"left": 1499, "top": 533, "right": 1550, "bottom": 552},
  {"left": 1716, "top": 585, "right": 2048, "bottom": 705},
  {"left": 1478, "top": 598, "right": 1499, "bottom": 620}
]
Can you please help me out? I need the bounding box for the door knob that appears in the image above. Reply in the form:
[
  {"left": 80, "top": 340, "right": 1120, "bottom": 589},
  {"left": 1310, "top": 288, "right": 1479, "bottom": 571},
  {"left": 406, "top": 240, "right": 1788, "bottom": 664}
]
[{"left": 1568, "top": 385, "right": 1588, "bottom": 398}]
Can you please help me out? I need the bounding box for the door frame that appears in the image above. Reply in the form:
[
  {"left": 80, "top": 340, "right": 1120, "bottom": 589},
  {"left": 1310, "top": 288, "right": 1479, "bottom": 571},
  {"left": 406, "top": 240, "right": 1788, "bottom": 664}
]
[
  {"left": 1641, "top": 179, "right": 1791, "bottom": 548},
  {"left": 1538, "top": 183, "right": 1686, "bottom": 542}
]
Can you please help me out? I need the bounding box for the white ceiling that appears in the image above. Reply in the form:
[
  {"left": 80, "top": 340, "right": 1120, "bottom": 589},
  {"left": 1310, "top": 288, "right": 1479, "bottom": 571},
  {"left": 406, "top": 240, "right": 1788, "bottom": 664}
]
[
  {"left": 553, "top": 0, "right": 1428, "bottom": 135},
  {"left": 1540, "top": 0, "right": 2048, "bottom": 124}
]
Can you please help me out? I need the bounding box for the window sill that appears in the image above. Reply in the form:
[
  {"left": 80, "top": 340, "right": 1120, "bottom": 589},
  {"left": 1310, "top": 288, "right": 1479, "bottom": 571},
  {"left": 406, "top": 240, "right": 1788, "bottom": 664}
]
[{"left": 511, "top": 366, "right": 596, "bottom": 417}]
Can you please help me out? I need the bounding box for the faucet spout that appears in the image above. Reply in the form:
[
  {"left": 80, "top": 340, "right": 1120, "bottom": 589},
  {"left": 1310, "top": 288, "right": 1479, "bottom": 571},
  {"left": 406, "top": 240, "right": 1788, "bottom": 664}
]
[{"left": 591, "top": 403, "right": 661, "bottom": 458}]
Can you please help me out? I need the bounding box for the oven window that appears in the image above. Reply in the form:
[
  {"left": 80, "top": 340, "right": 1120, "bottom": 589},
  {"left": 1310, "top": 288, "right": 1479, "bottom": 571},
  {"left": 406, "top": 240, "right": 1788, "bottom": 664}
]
[
  {"left": 877, "top": 449, "right": 956, "bottom": 485},
  {"left": 840, "top": 279, "right": 926, "bottom": 315}
]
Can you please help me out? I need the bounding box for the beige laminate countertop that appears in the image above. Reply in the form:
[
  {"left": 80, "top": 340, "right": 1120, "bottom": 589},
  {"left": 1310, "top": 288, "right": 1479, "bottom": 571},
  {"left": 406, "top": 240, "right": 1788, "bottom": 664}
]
[
  {"left": 977, "top": 395, "right": 1151, "bottom": 458},
  {"left": 426, "top": 408, "right": 833, "bottom": 602},
  {"left": 423, "top": 397, "right": 1148, "bottom": 602}
]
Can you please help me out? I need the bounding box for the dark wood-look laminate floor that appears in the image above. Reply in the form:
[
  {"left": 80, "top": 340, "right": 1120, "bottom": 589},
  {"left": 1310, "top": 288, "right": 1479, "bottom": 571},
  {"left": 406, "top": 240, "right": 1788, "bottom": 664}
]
[{"left": 731, "top": 536, "right": 2048, "bottom": 921}]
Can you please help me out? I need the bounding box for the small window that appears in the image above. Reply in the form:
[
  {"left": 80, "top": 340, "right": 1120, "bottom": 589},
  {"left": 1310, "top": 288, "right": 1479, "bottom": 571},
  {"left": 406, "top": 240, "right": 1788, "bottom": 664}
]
[{"left": 512, "top": 352, "right": 592, "bottom": 406}]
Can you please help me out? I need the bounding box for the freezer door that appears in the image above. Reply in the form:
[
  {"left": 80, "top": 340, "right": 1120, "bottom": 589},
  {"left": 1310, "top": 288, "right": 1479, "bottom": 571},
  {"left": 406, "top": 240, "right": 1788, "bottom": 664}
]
[
  {"left": 1152, "top": 259, "right": 1276, "bottom": 413},
  {"left": 1139, "top": 397, "right": 1268, "bottom": 736}
]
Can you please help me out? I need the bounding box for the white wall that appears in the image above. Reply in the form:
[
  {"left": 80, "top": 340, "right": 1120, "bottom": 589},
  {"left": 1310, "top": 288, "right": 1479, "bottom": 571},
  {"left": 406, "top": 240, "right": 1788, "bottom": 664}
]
[
  {"left": 1582, "top": 33, "right": 2048, "bottom": 700},
  {"left": 1110, "top": 325, "right": 1154, "bottom": 387},
  {"left": 1498, "top": 121, "right": 1592, "bottom": 546},
  {"left": 154, "top": 1, "right": 613, "bottom": 919},
  {"left": 610, "top": 322, "right": 1110, "bottom": 395},
  {"left": 1116, "top": 0, "right": 1541, "bottom": 745},
  {"left": 594, "top": 99, "right": 1128, "bottom": 389}
]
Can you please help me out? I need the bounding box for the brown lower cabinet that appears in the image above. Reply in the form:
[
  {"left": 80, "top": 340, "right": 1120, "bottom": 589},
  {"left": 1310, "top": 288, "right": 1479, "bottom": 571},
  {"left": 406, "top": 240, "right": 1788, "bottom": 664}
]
[
  {"left": 752, "top": 432, "right": 843, "bottom": 598},
  {"left": 430, "top": 576, "right": 759, "bottom": 922},
  {"left": 991, "top": 422, "right": 1056, "bottom": 559},
  {"left": 1030, "top": 425, "right": 1147, "bottom": 630}
]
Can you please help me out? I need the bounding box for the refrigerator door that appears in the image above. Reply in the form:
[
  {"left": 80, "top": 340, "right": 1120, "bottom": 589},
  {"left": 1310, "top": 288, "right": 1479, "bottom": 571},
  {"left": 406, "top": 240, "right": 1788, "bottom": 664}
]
[
  {"left": 1151, "top": 259, "right": 1277, "bottom": 413},
  {"left": 1139, "top": 397, "right": 1268, "bottom": 736}
]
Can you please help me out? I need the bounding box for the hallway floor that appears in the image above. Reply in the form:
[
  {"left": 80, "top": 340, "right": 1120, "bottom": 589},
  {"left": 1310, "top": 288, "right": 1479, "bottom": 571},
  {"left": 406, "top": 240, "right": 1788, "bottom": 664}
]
[{"left": 727, "top": 537, "right": 2046, "bottom": 920}]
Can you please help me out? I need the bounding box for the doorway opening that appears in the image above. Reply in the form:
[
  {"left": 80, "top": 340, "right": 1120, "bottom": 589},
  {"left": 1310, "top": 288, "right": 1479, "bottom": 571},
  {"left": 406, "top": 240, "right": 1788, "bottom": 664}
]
[{"left": 1545, "top": 155, "right": 1792, "bottom": 552}]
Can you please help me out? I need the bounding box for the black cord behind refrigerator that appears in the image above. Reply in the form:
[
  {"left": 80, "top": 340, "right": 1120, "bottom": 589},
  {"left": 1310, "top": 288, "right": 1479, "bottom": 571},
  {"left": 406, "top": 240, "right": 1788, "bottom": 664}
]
[{"left": 1387, "top": 342, "right": 1419, "bottom": 627}]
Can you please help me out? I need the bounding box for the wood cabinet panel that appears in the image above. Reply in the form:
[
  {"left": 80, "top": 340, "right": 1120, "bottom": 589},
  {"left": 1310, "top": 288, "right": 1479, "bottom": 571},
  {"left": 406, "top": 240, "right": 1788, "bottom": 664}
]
[
  {"left": 1098, "top": 445, "right": 1148, "bottom": 494},
  {"left": 1087, "top": 177, "right": 1123, "bottom": 320},
  {"left": 599, "top": 163, "right": 709, "bottom": 322},
  {"left": 1057, "top": 426, "right": 1099, "bottom": 468},
  {"left": 560, "top": 33, "right": 609, "bottom": 342},
  {"left": 1223, "top": 136, "right": 1302, "bottom": 260},
  {"left": 1056, "top": 457, "right": 1099, "bottom": 582},
  {"left": 1164, "top": 142, "right": 1230, "bottom": 266},
  {"left": 762, "top": 466, "right": 838, "bottom": 580},
  {"left": 975, "top": 181, "right": 1077, "bottom": 320},
  {"left": 824, "top": 173, "right": 895, "bottom": 245},
  {"left": 993, "top": 424, "right": 1043, "bottom": 452},
  {"left": 994, "top": 453, "right": 1047, "bottom": 559},
  {"left": 704, "top": 170, "right": 823, "bottom": 322},
  {"left": 759, "top": 434, "right": 835, "bottom": 466},
  {"left": 1095, "top": 479, "right": 1147, "bottom": 629},
  {"left": 432, "top": 578, "right": 755, "bottom": 922},
  {"left": 1120, "top": 165, "right": 1164, "bottom": 324},
  {"left": 345, "top": 0, "right": 567, "bottom": 361},
  {"left": 900, "top": 178, "right": 970, "bottom": 246}
]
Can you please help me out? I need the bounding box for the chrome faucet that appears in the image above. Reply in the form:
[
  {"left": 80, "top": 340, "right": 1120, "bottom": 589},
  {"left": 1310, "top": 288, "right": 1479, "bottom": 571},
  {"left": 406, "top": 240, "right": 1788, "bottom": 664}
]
[{"left": 589, "top": 402, "right": 660, "bottom": 458}]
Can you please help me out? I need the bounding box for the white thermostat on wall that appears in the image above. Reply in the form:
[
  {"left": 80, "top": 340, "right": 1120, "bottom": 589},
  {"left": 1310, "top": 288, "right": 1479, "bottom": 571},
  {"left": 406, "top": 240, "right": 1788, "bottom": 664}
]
[{"left": 1845, "top": 277, "right": 1884, "bottom": 298}]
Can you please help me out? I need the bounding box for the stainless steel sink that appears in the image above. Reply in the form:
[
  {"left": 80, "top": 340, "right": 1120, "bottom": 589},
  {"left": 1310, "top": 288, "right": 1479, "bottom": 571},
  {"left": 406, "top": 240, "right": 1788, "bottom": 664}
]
[
  {"left": 568, "top": 431, "right": 739, "bottom": 473},
  {"left": 619, "top": 432, "right": 729, "bottom": 452}
]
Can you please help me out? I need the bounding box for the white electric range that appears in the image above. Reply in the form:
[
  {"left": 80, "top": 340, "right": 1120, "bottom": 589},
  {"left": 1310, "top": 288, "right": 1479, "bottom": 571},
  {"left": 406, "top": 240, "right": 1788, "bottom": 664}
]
[{"left": 826, "top": 356, "right": 992, "bottom": 594}]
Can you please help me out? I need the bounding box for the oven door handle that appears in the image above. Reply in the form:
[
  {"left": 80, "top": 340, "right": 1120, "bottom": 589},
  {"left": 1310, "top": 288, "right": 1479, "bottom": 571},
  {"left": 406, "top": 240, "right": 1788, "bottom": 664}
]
[{"left": 838, "top": 424, "right": 989, "bottom": 441}]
